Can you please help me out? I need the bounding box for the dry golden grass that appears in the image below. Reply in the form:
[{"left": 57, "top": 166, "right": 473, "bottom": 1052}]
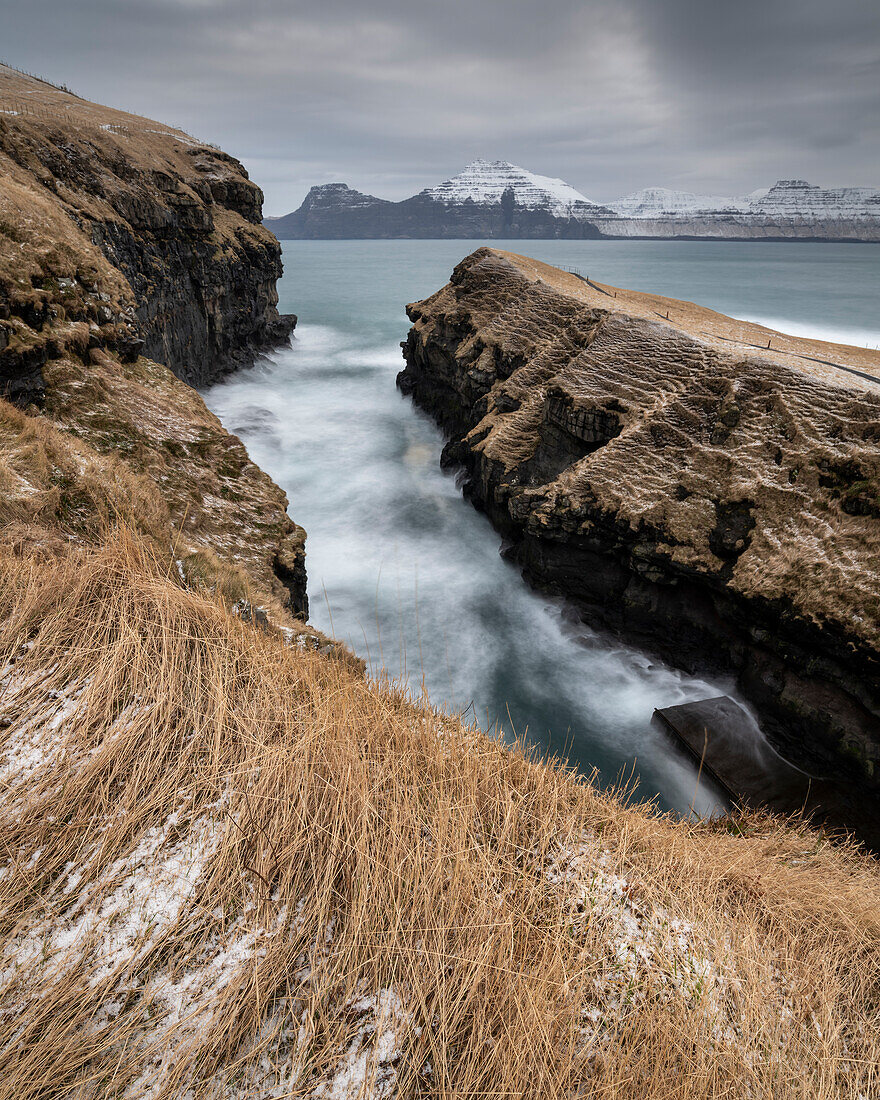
[
  {"left": 0, "top": 398, "right": 170, "bottom": 541},
  {"left": 1, "top": 529, "right": 878, "bottom": 1098},
  {"left": 496, "top": 250, "right": 880, "bottom": 389},
  {"left": 0, "top": 375, "right": 305, "bottom": 622}
]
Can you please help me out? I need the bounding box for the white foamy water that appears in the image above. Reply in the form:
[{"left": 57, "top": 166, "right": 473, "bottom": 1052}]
[
  {"left": 204, "top": 238, "right": 880, "bottom": 818},
  {"left": 207, "top": 322, "right": 727, "bottom": 818},
  {"left": 734, "top": 316, "right": 880, "bottom": 350}
]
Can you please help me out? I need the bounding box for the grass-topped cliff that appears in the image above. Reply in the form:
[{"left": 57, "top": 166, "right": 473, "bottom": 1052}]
[
  {"left": 0, "top": 63, "right": 306, "bottom": 619},
  {"left": 0, "top": 63, "right": 293, "bottom": 392},
  {"left": 400, "top": 248, "right": 880, "bottom": 799}
]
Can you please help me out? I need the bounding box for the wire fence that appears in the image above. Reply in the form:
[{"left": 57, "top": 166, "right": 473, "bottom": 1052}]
[
  {"left": 0, "top": 60, "right": 218, "bottom": 148},
  {"left": 0, "top": 95, "right": 219, "bottom": 150}
]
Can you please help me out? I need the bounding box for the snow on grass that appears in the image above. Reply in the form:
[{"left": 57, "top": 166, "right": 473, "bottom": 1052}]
[
  {"left": 314, "top": 988, "right": 416, "bottom": 1100},
  {"left": 122, "top": 903, "right": 300, "bottom": 1098},
  {"left": 0, "top": 651, "right": 84, "bottom": 792},
  {"left": 0, "top": 622, "right": 868, "bottom": 1095},
  {"left": 0, "top": 797, "right": 224, "bottom": 997},
  {"left": 142, "top": 128, "right": 203, "bottom": 148},
  {"left": 545, "top": 835, "right": 733, "bottom": 1048}
]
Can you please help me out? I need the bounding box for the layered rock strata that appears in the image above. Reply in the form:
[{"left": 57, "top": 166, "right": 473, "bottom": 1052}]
[
  {"left": 0, "top": 65, "right": 307, "bottom": 619},
  {"left": 399, "top": 248, "right": 880, "bottom": 797},
  {"left": 268, "top": 182, "right": 605, "bottom": 240},
  {"left": 0, "top": 62, "right": 294, "bottom": 393}
]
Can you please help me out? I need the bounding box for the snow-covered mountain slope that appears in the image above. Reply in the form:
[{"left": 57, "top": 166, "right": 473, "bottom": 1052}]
[
  {"left": 590, "top": 179, "right": 880, "bottom": 240},
  {"left": 749, "top": 179, "right": 880, "bottom": 219},
  {"left": 417, "top": 166, "right": 880, "bottom": 229},
  {"left": 419, "top": 159, "right": 604, "bottom": 217},
  {"left": 608, "top": 187, "right": 748, "bottom": 216},
  {"left": 607, "top": 181, "right": 880, "bottom": 220}
]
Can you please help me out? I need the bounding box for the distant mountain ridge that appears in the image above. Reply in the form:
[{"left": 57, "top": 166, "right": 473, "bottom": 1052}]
[{"left": 265, "top": 160, "right": 880, "bottom": 241}]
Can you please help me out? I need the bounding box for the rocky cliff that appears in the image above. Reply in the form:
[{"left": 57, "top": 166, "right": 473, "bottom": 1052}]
[
  {"left": 0, "top": 65, "right": 307, "bottom": 619},
  {"left": 0, "top": 62, "right": 294, "bottom": 393},
  {"left": 399, "top": 248, "right": 880, "bottom": 794},
  {"left": 268, "top": 160, "right": 880, "bottom": 241}
]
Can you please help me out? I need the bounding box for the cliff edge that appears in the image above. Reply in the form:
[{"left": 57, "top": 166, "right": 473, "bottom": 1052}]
[
  {"left": 0, "top": 65, "right": 307, "bottom": 619},
  {"left": 399, "top": 248, "right": 880, "bottom": 793}
]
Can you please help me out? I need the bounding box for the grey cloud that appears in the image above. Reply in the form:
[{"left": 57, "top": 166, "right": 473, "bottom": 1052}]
[{"left": 1, "top": 0, "right": 877, "bottom": 212}]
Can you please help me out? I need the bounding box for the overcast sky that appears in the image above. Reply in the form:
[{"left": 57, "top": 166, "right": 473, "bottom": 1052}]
[{"left": 2, "top": 0, "right": 878, "bottom": 214}]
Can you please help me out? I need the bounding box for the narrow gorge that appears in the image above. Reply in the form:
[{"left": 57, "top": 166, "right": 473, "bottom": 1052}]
[{"left": 2, "top": 61, "right": 880, "bottom": 1100}]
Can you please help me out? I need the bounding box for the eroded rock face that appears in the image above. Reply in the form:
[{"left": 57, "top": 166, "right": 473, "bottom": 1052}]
[
  {"left": 399, "top": 247, "right": 880, "bottom": 793},
  {"left": 0, "top": 65, "right": 294, "bottom": 393},
  {"left": 0, "top": 65, "right": 306, "bottom": 620}
]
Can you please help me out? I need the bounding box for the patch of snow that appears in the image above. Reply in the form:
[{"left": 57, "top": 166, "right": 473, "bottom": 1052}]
[
  {"left": 420, "top": 159, "right": 601, "bottom": 217},
  {"left": 545, "top": 837, "right": 734, "bottom": 1049},
  {"left": 0, "top": 798, "right": 224, "bottom": 997},
  {"left": 0, "top": 667, "right": 85, "bottom": 791},
  {"left": 143, "top": 128, "right": 202, "bottom": 148},
  {"left": 280, "top": 626, "right": 312, "bottom": 648},
  {"left": 314, "top": 988, "right": 415, "bottom": 1100},
  {"left": 608, "top": 187, "right": 747, "bottom": 217}
]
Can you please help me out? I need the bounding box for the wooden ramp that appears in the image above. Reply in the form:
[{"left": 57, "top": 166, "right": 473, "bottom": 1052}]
[{"left": 653, "top": 696, "right": 880, "bottom": 850}]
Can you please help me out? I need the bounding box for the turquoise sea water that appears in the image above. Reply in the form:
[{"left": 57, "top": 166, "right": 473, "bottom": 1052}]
[{"left": 204, "top": 240, "right": 880, "bottom": 816}]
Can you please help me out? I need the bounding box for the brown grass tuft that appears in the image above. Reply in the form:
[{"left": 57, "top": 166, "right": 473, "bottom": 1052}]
[{"left": 0, "top": 530, "right": 878, "bottom": 1098}]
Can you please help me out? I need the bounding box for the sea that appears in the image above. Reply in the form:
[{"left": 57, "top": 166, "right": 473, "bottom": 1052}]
[{"left": 203, "top": 239, "right": 880, "bottom": 817}]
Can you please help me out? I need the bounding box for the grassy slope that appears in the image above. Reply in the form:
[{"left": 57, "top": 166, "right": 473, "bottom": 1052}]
[{"left": 0, "top": 529, "right": 878, "bottom": 1098}]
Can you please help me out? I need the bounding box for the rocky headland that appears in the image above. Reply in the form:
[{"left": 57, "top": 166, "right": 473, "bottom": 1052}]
[
  {"left": 399, "top": 248, "right": 880, "bottom": 796},
  {"left": 0, "top": 64, "right": 307, "bottom": 619}
]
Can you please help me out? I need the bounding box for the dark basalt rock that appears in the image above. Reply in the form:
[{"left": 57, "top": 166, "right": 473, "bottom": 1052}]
[
  {"left": 398, "top": 248, "right": 880, "bottom": 818},
  {"left": 1, "top": 119, "right": 295, "bottom": 395},
  {"left": 654, "top": 696, "right": 880, "bottom": 849}
]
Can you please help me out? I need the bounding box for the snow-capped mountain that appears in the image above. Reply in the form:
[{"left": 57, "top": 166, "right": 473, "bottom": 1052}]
[
  {"left": 266, "top": 164, "right": 880, "bottom": 241},
  {"left": 608, "top": 187, "right": 748, "bottom": 217},
  {"left": 748, "top": 179, "right": 880, "bottom": 219},
  {"left": 419, "top": 159, "right": 605, "bottom": 217},
  {"left": 597, "top": 179, "right": 880, "bottom": 239}
]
